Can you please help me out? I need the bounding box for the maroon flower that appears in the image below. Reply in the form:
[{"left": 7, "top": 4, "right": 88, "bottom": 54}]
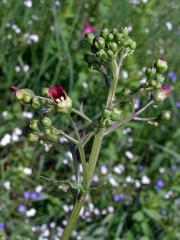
[
  {"left": 48, "top": 84, "right": 66, "bottom": 103},
  {"left": 48, "top": 84, "right": 72, "bottom": 113},
  {"left": 161, "top": 84, "right": 172, "bottom": 96}
]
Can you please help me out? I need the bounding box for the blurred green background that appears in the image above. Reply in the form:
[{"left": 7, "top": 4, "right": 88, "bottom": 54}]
[{"left": 0, "top": 0, "right": 180, "bottom": 239}]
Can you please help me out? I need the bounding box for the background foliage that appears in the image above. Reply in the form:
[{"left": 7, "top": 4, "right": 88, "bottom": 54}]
[{"left": 0, "top": 0, "right": 180, "bottom": 239}]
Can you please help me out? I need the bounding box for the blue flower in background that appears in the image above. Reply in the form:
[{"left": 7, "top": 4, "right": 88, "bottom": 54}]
[
  {"left": 30, "top": 192, "right": 40, "bottom": 200},
  {"left": 168, "top": 71, "right": 177, "bottom": 82},
  {"left": 0, "top": 223, "right": 4, "bottom": 230},
  {"left": 155, "top": 179, "right": 165, "bottom": 189},
  {"left": 176, "top": 102, "right": 180, "bottom": 108},
  {"left": 23, "top": 191, "right": 31, "bottom": 199},
  {"left": 113, "top": 193, "right": 124, "bottom": 202},
  {"left": 17, "top": 204, "right": 26, "bottom": 213}
]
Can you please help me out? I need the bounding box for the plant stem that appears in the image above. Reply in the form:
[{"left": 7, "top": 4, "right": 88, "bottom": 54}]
[
  {"left": 72, "top": 108, "right": 92, "bottom": 124},
  {"left": 61, "top": 54, "right": 123, "bottom": 240},
  {"left": 61, "top": 194, "right": 86, "bottom": 240}
]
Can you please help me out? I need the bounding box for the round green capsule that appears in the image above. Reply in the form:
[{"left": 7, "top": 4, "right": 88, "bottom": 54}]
[{"left": 42, "top": 117, "right": 52, "bottom": 127}]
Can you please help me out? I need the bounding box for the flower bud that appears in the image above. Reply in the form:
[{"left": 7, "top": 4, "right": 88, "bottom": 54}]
[
  {"left": 146, "top": 66, "right": 156, "bottom": 78},
  {"left": 29, "top": 119, "right": 39, "bottom": 131},
  {"left": 94, "top": 36, "right": 105, "bottom": 49},
  {"left": 16, "top": 89, "right": 34, "bottom": 103},
  {"left": 115, "top": 32, "right": 123, "bottom": 42},
  {"left": 149, "top": 80, "right": 157, "bottom": 87},
  {"left": 111, "top": 108, "right": 122, "bottom": 121},
  {"left": 152, "top": 90, "right": 166, "bottom": 103},
  {"left": 103, "top": 109, "right": 111, "bottom": 118},
  {"left": 129, "top": 40, "right": 137, "bottom": 50},
  {"left": 155, "top": 73, "right": 164, "bottom": 83},
  {"left": 112, "top": 28, "right": 118, "bottom": 34},
  {"left": 45, "top": 128, "right": 52, "bottom": 136},
  {"left": 155, "top": 58, "right": 168, "bottom": 73},
  {"left": 101, "top": 28, "right": 109, "bottom": 39},
  {"left": 107, "top": 50, "right": 114, "bottom": 58},
  {"left": 85, "top": 32, "right": 95, "bottom": 44},
  {"left": 28, "top": 133, "right": 39, "bottom": 142},
  {"left": 96, "top": 49, "right": 108, "bottom": 61},
  {"left": 42, "top": 117, "right": 52, "bottom": 127},
  {"left": 31, "top": 97, "right": 41, "bottom": 109},
  {"left": 121, "top": 27, "right": 129, "bottom": 36},
  {"left": 107, "top": 33, "right": 114, "bottom": 41},
  {"left": 161, "top": 110, "right": 171, "bottom": 120},
  {"left": 108, "top": 42, "right": 118, "bottom": 53}
]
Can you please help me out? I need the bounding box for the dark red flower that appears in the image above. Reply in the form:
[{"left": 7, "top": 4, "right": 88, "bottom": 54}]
[
  {"left": 48, "top": 84, "right": 66, "bottom": 102},
  {"left": 161, "top": 84, "right": 171, "bottom": 96}
]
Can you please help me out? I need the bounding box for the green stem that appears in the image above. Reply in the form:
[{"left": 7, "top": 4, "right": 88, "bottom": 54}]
[
  {"left": 72, "top": 108, "right": 92, "bottom": 124},
  {"left": 61, "top": 194, "right": 86, "bottom": 240},
  {"left": 69, "top": 115, "right": 88, "bottom": 189},
  {"left": 61, "top": 54, "right": 124, "bottom": 240}
]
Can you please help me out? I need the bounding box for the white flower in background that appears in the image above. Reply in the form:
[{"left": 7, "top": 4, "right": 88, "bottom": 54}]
[
  {"left": 159, "top": 168, "right": 165, "bottom": 174},
  {"left": 107, "top": 206, "right": 114, "bottom": 213},
  {"left": 14, "top": 128, "right": 22, "bottom": 135},
  {"left": 2, "top": 111, "right": 8, "bottom": 119},
  {"left": 59, "top": 136, "right": 68, "bottom": 143},
  {"left": 22, "top": 167, "right": 32, "bottom": 175},
  {"left": 30, "top": 34, "right": 39, "bottom": 43},
  {"left": 101, "top": 165, "right": 108, "bottom": 175},
  {"left": 0, "top": 133, "right": 11, "bottom": 146},
  {"left": 125, "top": 150, "right": 134, "bottom": 159},
  {"left": 3, "top": 181, "right": 11, "bottom": 190},
  {"left": 141, "top": 175, "right": 150, "bottom": 184},
  {"left": 23, "top": 111, "right": 33, "bottom": 119},
  {"left": 166, "top": 22, "right": 173, "bottom": 31},
  {"left": 92, "top": 174, "right": 99, "bottom": 183},
  {"left": 15, "top": 66, "right": 21, "bottom": 73},
  {"left": 11, "top": 133, "right": 19, "bottom": 142},
  {"left": 109, "top": 176, "right": 119, "bottom": 187},
  {"left": 63, "top": 159, "right": 69, "bottom": 165},
  {"left": 164, "top": 191, "right": 173, "bottom": 199},
  {"left": 66, "top": 151, "right": 73, "bottom": 160},
  {"left": 23, "top": 64, "right": 30, "bottom": 72},
  {"left": 26, "top": 208, "right": 36, "bottom": 217},
  {"left": 135, "top": 180, "right": 141, "bottom": 188},
  {"left": 35, "top": 185, "right": 43, "bottom": 193},
  {"left": 63, "top": 205, "right": 70, "bottom": 213},
  {"left": 50, "top": 222, "right": 56, "bottom": 228},
  {"left": 101, "top": 209, "right": 107, "bottom": 215},
  {"left": 126, "top": 176, "right": 134, "bottom": 183},
  {"left": 122, "top": 70, "right": 128, "bottom": 79},
  {"left": 113, "top": 164, "right": 125, "bottom": 174},
  {"left": 82, "top": 82, "right": 88, "bottom": 89},
  {"left": 24, "top": 0, "right": 32, "bottom": 8},
  {"left": 142, "top": 0, "right": 148, "bottom": 3}
]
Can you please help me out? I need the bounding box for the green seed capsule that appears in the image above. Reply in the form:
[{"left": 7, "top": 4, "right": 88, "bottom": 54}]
[
  {"left": 41, "top": 88, "right": 48, "bottom": 96},
  {"left": 28, "top": 133, "right": 39, "bottom": 142},
  {"left": 146, "top": 67, "right": 156, "bottom": 78},
  {"left": 45, "top": 128, "right": 52, "bottom": 136},
  {"left": 149, "top": 80, "right": 157, "bottom": 87},
  {"left": 103, "top": 109, "right": 111, "bottom": 118},
  {"left": 152, "top": 90, "right": 166, "bottom": 103},
  {"left": 29, "top": 119, "right": 39, "bottom": 131},
  {"left": 32, "top": 97, "right": 41, "bottom": 109},
  {"left": 161, "top": 110, "right": 171, "bottom": 120},
  {"left": 42, "top": 117, "right": 52, "bottom": 127},
  {"left": 155, "top": 73, "right": 164, "bottom": 83},
  {"left": 111, "top": 108, "right": 122, "bottom": 121},
  {"left": 155, "top": 58, "right": 168, "bottom": 73}
]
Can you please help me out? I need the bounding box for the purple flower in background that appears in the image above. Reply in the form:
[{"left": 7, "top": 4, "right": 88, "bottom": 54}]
[
  {"left": 23, "top": 191, "right": 31, "bottom": 199},
  {"left": 134, "top": 98, "right": 140, "bottom": 109},
  {"left": 176, "top": 102, "right": 180, "bottom": 108},
  {"left": 139, "top": 165, "right": 144, "bottom": 171},
  {"left": 30, "top": 192, "right": 40, "bottom": 200},
  {"left": 17, "top": 204, "right": 26, "bottom": 213},
  {"left": 171, "top": 165, "right": 178, "bottom": 171},
  {"left": 0, "top": 223, "right": 4, "bottom": 230},
  {"left": 168, "top": 71, "right": 177, "bottom": 82},
  {"left": 155, "top": 179, "right": 165, "bottom": 189},
  {"left": 113, "top": 194, "right": 124, "bottom": 202}
]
